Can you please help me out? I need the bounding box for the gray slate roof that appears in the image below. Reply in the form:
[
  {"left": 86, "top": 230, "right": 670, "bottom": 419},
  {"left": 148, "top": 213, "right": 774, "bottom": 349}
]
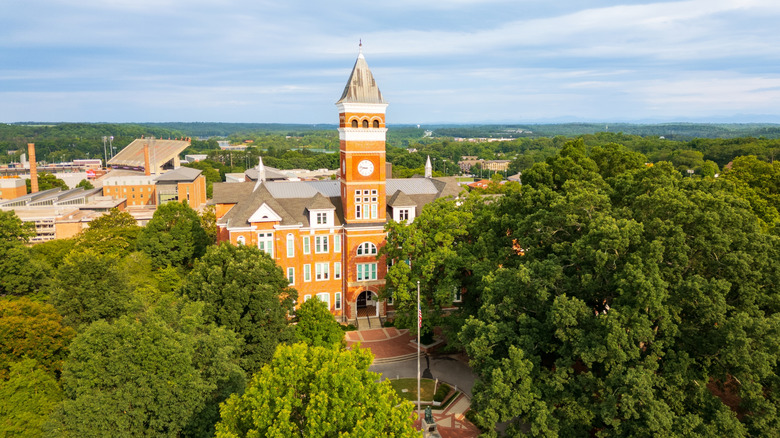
[
  {"left": 215, "top": 177, "right": 461, "bottom": 230},
  {"left": 154, "top": 167, "right": 203, "bottom": 183}
]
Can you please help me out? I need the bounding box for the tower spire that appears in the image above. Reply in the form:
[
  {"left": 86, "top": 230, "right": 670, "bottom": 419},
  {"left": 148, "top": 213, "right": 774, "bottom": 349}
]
[
  {"left": 253, "top": 156, "right": 266, "bottom": 192},
  {"left": 425, "top": 155, "right": 432, "bottom": 178}
]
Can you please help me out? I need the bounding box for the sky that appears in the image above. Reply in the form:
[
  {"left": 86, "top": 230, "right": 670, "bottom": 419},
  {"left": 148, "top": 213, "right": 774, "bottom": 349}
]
[{"left": 2, "top": 0, "right": 780, "bottom": 124}]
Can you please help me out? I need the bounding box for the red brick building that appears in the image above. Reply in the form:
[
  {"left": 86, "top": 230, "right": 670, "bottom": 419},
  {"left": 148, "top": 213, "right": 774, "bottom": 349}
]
[{"left": 212, "top": 48, "right": 461, "bottom": 323}]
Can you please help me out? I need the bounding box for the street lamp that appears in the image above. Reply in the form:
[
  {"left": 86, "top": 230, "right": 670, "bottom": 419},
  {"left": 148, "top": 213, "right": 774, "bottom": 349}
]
[{"left": 687, "top": 169, "right": 694, "bottom": 177}]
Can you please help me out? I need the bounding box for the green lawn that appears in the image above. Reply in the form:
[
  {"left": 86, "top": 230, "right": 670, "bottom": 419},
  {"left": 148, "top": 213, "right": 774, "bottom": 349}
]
[{"left": 388, "top": 378, "right": 436, "bottom": 402}]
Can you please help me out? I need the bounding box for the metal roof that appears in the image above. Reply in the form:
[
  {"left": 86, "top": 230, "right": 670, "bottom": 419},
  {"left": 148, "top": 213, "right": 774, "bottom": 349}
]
[
  {"left": 264, "top": 180, "right": 340, "bottom": 198},
  {"left": 386, "top": 178, "right": 439, "bottom": 195},
  {"left": 336, "top": 51, "right": 386, "bottom": 104},
  {"left": 154, "top": 167, "right": 202, "bottom": 182}
]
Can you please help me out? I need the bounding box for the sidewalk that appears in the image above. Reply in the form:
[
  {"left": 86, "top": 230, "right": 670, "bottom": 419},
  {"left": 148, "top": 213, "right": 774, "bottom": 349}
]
[
  {"left": 345, "top": 328, "right": 481, "bottom": 438},
  {"left": 345, "top": 327, "right": 417, "bottom": 361}
]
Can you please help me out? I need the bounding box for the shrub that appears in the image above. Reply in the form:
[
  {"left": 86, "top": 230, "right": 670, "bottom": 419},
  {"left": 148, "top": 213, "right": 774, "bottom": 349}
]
[{"left": 434, "top": 383, "right": 451, "bottom": 403}]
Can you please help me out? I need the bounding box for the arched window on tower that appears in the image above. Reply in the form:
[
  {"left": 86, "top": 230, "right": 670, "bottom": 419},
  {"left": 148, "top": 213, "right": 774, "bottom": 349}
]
[
  {"left": 373, "top": 120, "right": 379, "bottom": 128},
  {"left": 362, "top": 120, "right": 369, "bottom": 128},
  {"left": 351, "top": 119, "right": 358, "bottom": 128}
]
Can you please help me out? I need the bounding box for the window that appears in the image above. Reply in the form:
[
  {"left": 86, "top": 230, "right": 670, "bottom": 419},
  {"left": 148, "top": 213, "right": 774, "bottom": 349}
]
[
  {"left": 357, "top": 263, "right": 377, "bottom": 281},
  {"left": 362, "top": 119, "right": 369, "bottom": 128},
  {"left": 304, "top": 294, "right": 311, "bottom": 302},
  {"left": 303, "top": 236, "right": 310, "bottom": 254},
  {"left": 315, "top": 236, "right": 329, "bottom": 253},
  {"left": 287, "top": 267, "right": 295, "bottom": 285},
  {"left": 453, "top": 287, "right": 463, "bottom": 303},
  {"left": 387, "top": 288, "right": 394, "bottom": 305},
  {"left": 286, "top": 234, "right": 294, "bottom": 258},
  {"left": 354, "top": 189, "right": 378, "bottom": 220},
  {"left": 398, "top": 209, "right": 410, "bottom": 221},
  {"left": 334, "top": 262, "right": 341, "bottom": 280},
  {"left": 315, "top": 263, "right": 330, "bottom": 281},
  {"left": 257, "top": 232, "right": 273, "bottom": 256},
  {"left": 334, "top": 234, "right": 341, "bottom": 253},
  {"left": 335, "top": 292, "right": 342, "bottom": 310},
  {"left": 316, "top": 212, "right": 328, "bottom": 225},
  {"left": 373, "top": 120, "right": 379, "bottom": 128},
  {"left": 304, "top": 264, "right": 311, "bottom": 282},
  {"left": 351, "top": 119, "right": 358, "bottom": 128},
  {"left": 316, "top": 293, "right": 330, "bottom": 309},
  {"left": 357, "top": 242, "right": 377, "bottom": 256}
]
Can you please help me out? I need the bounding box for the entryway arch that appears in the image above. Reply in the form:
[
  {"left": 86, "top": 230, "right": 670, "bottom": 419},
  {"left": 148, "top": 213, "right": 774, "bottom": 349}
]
[{"left": 356, "top": 290, "right": 379, "bottom": 317}]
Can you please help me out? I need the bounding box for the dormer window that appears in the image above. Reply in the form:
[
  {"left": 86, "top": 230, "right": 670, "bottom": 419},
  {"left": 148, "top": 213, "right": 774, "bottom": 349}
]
[
  {"left": 309, "top": 209, "right": 334, "bottom": 228},
  {"left": 316, "top": 212, "right": 328, "bottom": 225}
]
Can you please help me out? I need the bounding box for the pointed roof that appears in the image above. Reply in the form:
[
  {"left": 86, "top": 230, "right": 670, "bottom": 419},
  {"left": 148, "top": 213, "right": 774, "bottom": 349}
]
[
  {"left": 336, "top": 47, "right": 386, "bottom": 104},
  {"left": 425, "top": 156, "right": 432, "bottom": 178},
  {"left": 307, "top": 192, "right": 336, "bottom": 210}
]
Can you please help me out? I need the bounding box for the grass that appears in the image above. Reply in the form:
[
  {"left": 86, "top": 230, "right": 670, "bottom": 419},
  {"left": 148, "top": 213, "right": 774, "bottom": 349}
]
[{"left": 388, "top": 378, "right": 436, "bottom": 402}]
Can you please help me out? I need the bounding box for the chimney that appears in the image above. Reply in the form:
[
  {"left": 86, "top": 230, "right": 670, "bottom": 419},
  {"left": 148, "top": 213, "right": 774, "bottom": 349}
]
[
  {"left": 143, "top": 143, "right": 151, "bottom": 176},
  {"left": 28, "top": 143, "right": 39, "bottom": 193}
]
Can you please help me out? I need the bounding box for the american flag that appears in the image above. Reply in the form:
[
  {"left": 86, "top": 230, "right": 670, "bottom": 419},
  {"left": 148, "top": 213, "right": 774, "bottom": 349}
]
[{"left": 418, "top": 305, "right": 422, "bottom": 328}]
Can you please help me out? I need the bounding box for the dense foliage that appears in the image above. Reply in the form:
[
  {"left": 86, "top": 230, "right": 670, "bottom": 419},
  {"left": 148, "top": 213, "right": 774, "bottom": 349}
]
[
  {"left": 216, "top": 343, "right": 417, "bottom": 437},
  {"left": 392, "top": 140, "right": 780, "bottom": 436},
  {"left": 179, "top": 243, "right": 297, "bottom": 374},
  {"left": 294, "top": 297, "right": 345, "bottom": 348},
  {"left": 137, "top": 201, "right": 209, "bottom": 269}
]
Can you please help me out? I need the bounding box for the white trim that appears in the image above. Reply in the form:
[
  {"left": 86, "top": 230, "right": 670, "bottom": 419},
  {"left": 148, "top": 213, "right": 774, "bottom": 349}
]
[
  {"left": 338, "top": 128, "right": 387, "bottom": 142},
  {"left": 226, "top": 226, "right": 255, "bottom": 232},
  {"left": 337, "top": 102, "right": 388, "bottom": 114},
  {"left": 248, "top": 203, "right": 282, "bottom": 223},
  {"left": 273, "top": 224, "right": 303, "bottom": 230}
]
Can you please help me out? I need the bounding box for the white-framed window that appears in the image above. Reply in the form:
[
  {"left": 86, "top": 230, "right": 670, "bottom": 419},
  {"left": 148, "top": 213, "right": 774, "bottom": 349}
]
[
  {"left": 334, "top": 262, "right": 342, "bottom": 279},
  {"left": 357, "top": 263, "right": 377, "bottom": 281},
  {"left": 315, "top": 263, "right": 330, "bottom": 281},
  {"left": 398, "top": 209, "right": 410, "bottom": 221},
  {"left": 236, "top": 235, "right": 245, "bottom": 246},
  {"left": 303, "top": 236, "right": 310, "bottom": 254},
  {"left": 354, "top": 189, "right": 378, "bottom": 220},
  {"left": 287, "top": 267, "right": 295, "bottom": 285},
  {"left": 315, "top": 236, "right": 329, "bottom": 253},
  {"left": 316, "top": 292, "right": 330, "bottom": 309},
  {"left": 334, "top": 234, "right": 341, "bottom": 253},
  {"left": 304, "top": 294, "right": 311, "bottom": 302},
  {"left": 357, "top": 242, "right": 377, "bottom": 256},
  {"left": 304, "top": 264, "right": 311, "bottom": 282},
  {"left": 316, "top": 212, "right": 328, "bottom": 225},
  {"left": 453, "top": 287, "right": 462, "bottom": 303},
  {"left": 335, "top": 292, "right": 342, "bottom": 310},
  {"left": 286, "top": 233, "right": 294, "bottom": 258},
  {"left": 258, "top": 232, "right": 273, "bottom": 257}
]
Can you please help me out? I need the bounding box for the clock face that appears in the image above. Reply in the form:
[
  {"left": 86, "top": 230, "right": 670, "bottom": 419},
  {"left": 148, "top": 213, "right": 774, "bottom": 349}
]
[{"left": 357, "top": 159, "right": 374, "bottom": 176}]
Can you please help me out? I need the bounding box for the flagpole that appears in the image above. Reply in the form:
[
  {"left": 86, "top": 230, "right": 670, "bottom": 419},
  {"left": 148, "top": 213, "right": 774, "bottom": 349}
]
[{"left": 417, "top": 280, "right": 421, "bottom": 433}]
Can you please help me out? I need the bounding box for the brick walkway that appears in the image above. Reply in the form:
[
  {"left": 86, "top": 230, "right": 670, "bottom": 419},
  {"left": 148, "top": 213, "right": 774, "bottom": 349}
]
[
  {"left": 346, "top": 328, "right": 481, "bottom": 437},
  {"left": 413, "top": 394, "right": 481, "bottom": 438},
  {"left": 345, "top": 327, "right": 417, "bottom": 360}
]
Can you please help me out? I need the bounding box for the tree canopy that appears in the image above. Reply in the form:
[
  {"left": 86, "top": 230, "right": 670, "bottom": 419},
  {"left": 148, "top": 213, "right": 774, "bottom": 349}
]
[
  {"left": 137, "top": 201, "right": 209, "bottom": 269},
  {"left": 294, "top": 297, "right": 344, "bottom": 349},
  {"left": 50, "top": 299, "right": 244, "bottom": 438},
  {"left": 179, "top": 243, "right": 297, "bottom": 374},
  {"left": 452, "top": 141, "right": 780, "bottom": 436},
  {"left": 0, "top": 358, "right": 63, "bottom": 437},
  {"left": 216, "top": 343, "right": 417, "bottom": 438}
]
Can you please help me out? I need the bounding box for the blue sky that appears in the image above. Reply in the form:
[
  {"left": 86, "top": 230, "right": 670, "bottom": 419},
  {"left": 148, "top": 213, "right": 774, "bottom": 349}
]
[{"left": 2, "top": 0, "right": 780, "bottom": 124}]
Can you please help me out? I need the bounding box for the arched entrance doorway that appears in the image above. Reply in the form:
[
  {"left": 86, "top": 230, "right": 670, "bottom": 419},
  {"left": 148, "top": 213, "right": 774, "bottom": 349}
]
[{"left": 356, "top": 290, "right": 379, "bottom": 318}]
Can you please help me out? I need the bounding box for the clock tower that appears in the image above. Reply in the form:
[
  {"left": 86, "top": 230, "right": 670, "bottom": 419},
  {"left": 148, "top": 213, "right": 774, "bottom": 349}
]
[{"left": 337, "top": 45, "right": 387, "bottom": 224}]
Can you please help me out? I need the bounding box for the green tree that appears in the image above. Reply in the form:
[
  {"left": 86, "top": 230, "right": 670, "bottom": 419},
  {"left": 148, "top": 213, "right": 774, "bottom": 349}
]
[
  {"left": 75, "top": 179, "right": 94, "bottom": 190},
  {"left": 458, "top": 148, "right": 780, "bottom": 436},
  {"left": 0, "top": 297, "right": 76, "bottom": 380},
  {"left": 216, "top": 343, "right": 417, "bottom": 438},
  {"left": 49, "top": 250, "right": 138, "bottom": 330},
  {"left": 180, "top": 243, "right": 296, "bottom": 374},
  {"left": 50, "top": 300, "right": 244, "bottom": 438},
  {"left": 295, "top": 298, "right": 344, "bottom": 348},
  {"left": 25, "top": 172, "right": 69, "bottom": 193},
  {"left": 381, "top": 196, "right": 477, "bottom": 335},
  {"left": 0, "top": 358, "right": 63, "bottom": 437},
  {"left": 137, "top": 201, "right": 209, "bottom": 269},
  {"left": 200, "top": 204, "right": 218, "bottom": 245},
  {"left": 0, "top": 210, "right": 35, "bottom": 244},
  {"left": 75, "top": 208, "right": 141, "bottom": 257}
]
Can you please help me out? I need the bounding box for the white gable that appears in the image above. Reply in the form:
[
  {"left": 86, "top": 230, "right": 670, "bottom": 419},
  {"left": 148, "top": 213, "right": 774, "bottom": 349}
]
[{"left": 248, "top": 203, "right": 282, "bottom": 223}]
